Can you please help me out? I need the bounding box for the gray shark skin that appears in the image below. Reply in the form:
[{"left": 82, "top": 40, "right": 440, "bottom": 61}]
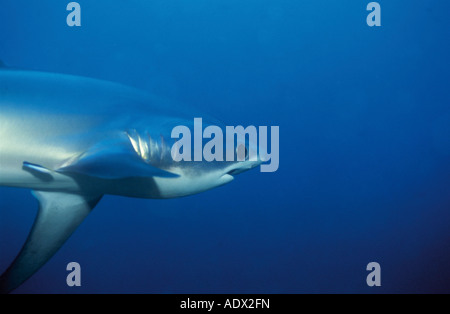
[{"left": 0, "top": 68, "right": 261, "bottom": 293}]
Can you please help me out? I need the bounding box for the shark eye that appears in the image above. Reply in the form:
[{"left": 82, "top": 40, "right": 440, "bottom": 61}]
[{"left": 236, "top": 144, "right": 248, "bottom": 161}]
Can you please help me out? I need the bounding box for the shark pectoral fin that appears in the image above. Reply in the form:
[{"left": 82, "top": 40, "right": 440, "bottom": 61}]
[
  {"left": 0, "top": 191, "right": 101, "bottom": 294},
  {"left": 58, "top": 149, "right": 179, "bottom": 179}
]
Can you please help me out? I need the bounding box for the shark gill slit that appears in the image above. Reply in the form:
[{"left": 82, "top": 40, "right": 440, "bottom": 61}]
[{"left": 126, "top": 129, "right": 168, "bottom": 164}]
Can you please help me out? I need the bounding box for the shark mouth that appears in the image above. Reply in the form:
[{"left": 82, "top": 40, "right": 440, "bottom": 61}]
[{"left": 227, "top": 168, "right": 242, "bottom": 176}]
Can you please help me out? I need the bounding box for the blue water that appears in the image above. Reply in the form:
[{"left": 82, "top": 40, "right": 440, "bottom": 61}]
[{"left": 1, "top": 0, "right": 449, "bottom": 293}]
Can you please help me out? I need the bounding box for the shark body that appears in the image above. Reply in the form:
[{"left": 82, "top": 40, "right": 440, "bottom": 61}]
[{"left": 0, "top": 68, "right": 260, "bottom": 293}]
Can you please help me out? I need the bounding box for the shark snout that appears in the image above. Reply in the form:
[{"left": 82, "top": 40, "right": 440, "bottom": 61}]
[{"left": 224, "top": 159, "right": 262, "bottom": 177}]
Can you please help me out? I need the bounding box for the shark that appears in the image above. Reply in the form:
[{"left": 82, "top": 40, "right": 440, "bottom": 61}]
[{"left": 0, "top": 65, "right": 261, "bottom": 293}]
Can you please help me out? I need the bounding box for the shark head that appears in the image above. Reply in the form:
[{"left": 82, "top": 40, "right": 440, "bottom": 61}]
[
  {"left": 157, "top": 148, "right": 263, "bottom": 199},
  {"left": 118, "top": 117, "right": 263, "bottom": 198}
]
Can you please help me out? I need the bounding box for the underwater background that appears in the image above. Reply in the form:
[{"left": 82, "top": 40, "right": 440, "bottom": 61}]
[{"left": 0, "top": 0, "right": 449, "bottom": 293}]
